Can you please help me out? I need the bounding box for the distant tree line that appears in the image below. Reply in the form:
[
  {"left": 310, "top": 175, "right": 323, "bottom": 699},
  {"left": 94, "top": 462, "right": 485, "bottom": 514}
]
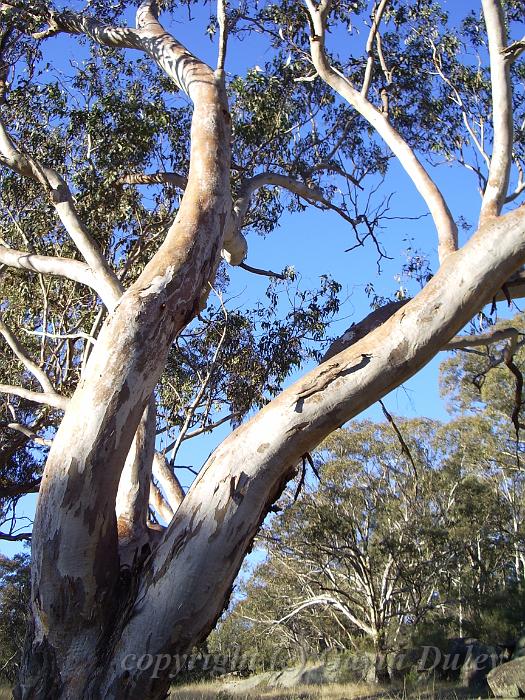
[{"left": 208, "top": 335, "right": 525, "bottom": 682}]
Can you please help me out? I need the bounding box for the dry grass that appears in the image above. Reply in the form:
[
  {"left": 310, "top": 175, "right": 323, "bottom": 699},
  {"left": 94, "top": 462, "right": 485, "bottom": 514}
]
[
  {"left": 0, "top": 686, "right": 11, "bottom": 700},
  {"left": 170, "top": 681, "right": 374, "bottom": 699},
  {"left": 169, "top": 680, "right": 485, "bottom": 700}
]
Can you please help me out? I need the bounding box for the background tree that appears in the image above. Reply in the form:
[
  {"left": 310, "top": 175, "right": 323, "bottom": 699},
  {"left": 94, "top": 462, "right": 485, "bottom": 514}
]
[
  {"left": 222, "top": 412, "right": 525, "bottom": 679},
  {"left": 0, "top": 0, "right": 523, "bottom": 697},
  {"left": 0, "top": 553, "right": 30, "bottom": 685}
]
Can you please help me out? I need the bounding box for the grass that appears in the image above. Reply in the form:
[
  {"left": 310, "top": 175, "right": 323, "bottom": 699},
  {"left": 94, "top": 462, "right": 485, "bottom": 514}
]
[
  {"left": 169, "top": 680, "right": 489, "bottom": 700},
  {"left": 0, "top": 686, "right": 10, "bottom": 700},
  {"left": 170, "top": 682, "right": 376, "bottom": 699}
]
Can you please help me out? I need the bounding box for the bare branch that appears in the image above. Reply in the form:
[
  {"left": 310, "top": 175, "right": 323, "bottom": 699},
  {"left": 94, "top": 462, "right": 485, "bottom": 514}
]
[
  {"left": 505, "top": 159, "right": 525, "bottom": 204},
  {"left": 135, "top": 0, "right": 214, "bottom": 96},
  {"left": 304, "top": 1, "right": 458, "bottom": 263},
  {"left": 501, "top": 35, "right": 525, "bottom": 63},
  {"left": 0, "top": 530, "right": 32, "bottom": 541},
  {"left": 446, "top": 325, "right": 521, "bottom": 350},
  {"left": 216, "top": 0, "right": 228, "bottom": 74},
  {"left": 1, "top": 1, "right": 141, "bottom": 48},
  {"left": 324, "top": 301, "right": 524, "bottom": 360},
  {"left": 151, "top": 452, "right": 185, "bottom": 513},
  {"left": 21, "top": 327, "right": 96, "bottom": 344},
  {"left": 0, "top": 384, "right": 68, "bottom": 410},
  {"left": 323, "top": 300, "right": 407, "bottom": 361},
  {"left": 116, "top": 397, "right": 156, "bottom": 547},
  {"left": 1, "top": 421, "right": 52, "bottom": 446},
  {"left": 480, "top": 0, "right": 513, "bottom": 222},
  {"left": 272, "top": 595, "right": 375, "bottom": 637},
  {"left": 0, "top": 319, "right": 56, "bottom": 394},
  {"left": 361, "top": 0, "right": 390, "bottom": 98},
  {"left": 225, "top": 170, "right": 350, "bottom": 265},
  {"left": 0, "top": 244, "right": 99, "bottom": 291},
  {"left": 177, "top": 412, "right": 239, "bottom": 442},
  {"left": 0, "top": 120, "right": 123, "bottom": 309},
  {"left": 493, "top": 268, "right": 525, "bottom": 301},
  {"left": 117, "top": 171, "right": 187, "bottom": 188},
  {"left": 239, "top": 262, "right": 286, "bottom": 280},
  {"left": 149, "top": 479, "right": 174, "bottom": 524}
]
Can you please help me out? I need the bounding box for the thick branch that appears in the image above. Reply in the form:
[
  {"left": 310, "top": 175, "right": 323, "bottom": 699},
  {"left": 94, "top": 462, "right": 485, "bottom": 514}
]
[
  {"left": 115, "top": 396, "right": 156, "bottom": 553},
  {"left": 1, "top": 421, "right": 52, "bottom": 446},
  {"left": 480, "top": 0, "right": 513, "bottom": 222},
  {"left": 501, "top": 36, "right": 525, "bottom": 63},
  {"left": 216, "top": 0, "right": 228, "bottom": 74},
  {"left": 446, "top": 325, "right": 521, "bottom": 350},
  {"left": 27, "top": 6, "right": 231, "bottom": 684},
  {"left": 274, "top": 596, "right": 375, "bottom": 637},
  {"left": 151, "top": 452, "right": 185, "bottom": 512},
  {"left": 0, "top": 531, "right": 32, "bottom": 542},
  {"left": 102, "top": 205, "right": 525, "bottom": 698},
  {"left": 0, "top": 384, "right": 68, "bottom": 410},
  {"left": 324, "top": 301, "right": 523, "bottom": 359},
  {"left": 0, "top": 244, "right": 99, "bottom": 291},
  {"left": 117, "top": 171, "right": 187, "bottom": 188},
  {"left": 224, "top": 171, "right": 333, "bottom": 265},
  {"left": 149, "top": 480, "right": 174, "bottom": 524},
  {"left": 0, "top": 477, "right": 41, "bottom": 499},
  {"left": 305, "top": 1, "right": 458, "bottom": 263},
  {"left": 239, "top": 262, "right": 286, "bottom": 280},
  {"left": 0, "top": 121, "right": 122, "bottom": 309}
]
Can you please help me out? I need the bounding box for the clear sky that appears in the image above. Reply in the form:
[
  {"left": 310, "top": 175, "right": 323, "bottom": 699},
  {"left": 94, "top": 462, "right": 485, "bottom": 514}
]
[{"left": 1, "top": 0, "right": 522, "bottom": 557}]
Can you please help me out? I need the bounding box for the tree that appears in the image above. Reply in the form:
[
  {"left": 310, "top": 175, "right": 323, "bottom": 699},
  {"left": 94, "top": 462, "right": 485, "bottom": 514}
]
[
  {"left": 0, "top": 0, "right": 523, "bottom": 697},
  {"left": 224, "top": 414, "right": 525, "bottom": 680},
  {"left": 0, "top": 553, "right": 30, "bottom": 685},
  {"left": 232, "top": 420, "right": 455, "bottom": 683}
]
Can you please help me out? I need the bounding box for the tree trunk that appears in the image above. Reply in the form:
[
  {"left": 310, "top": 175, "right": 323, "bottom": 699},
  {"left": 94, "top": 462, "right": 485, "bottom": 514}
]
[{"left": 373, "top": 639, "right": 390, "bottom": 684}]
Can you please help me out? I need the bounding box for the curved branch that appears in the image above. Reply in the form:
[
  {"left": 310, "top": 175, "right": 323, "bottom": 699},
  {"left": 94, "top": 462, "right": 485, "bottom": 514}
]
[
  {"left": 1, "top": 421, "right": 52, "bottom": 446},
  {"left": 224, "top": 171, "right": 339, "bottom": 265},
  {"left": 0, "top": 244, "right": 99, "bottom": 291},
  {"left": 0, "top": 319, "right": 56, "bottom": 394},
  {"left": 446, "top": 326, "right": 521, "bottom": 350},
  {"left": 501, "top": 36, "right": 525, "bottom": 63},
  {"left": 0, "top": 384, "right": 69, "bottom": 410},
  {"left": 274, "top": 595, "right": 375, "bottom": 637},
  {"left": 0, "top": 121, "right": 123, "bottom": 309},
  {"left": 0, "top": 477, "right": 41, "bottom": 499},
  {"left": 480, "top": 0, "right": 513, "bottom": 222},
  {"left": 0, "top": 530, "right": 32, "bottom": 542},
  {"left": 239, "top": 262, "right": 286, "bottom": 280},
  {"left": 234, "top": 171, "right": 326, "bottom": 224},
  {"left": 304, "top": 0, "right": 458, "bottom": 263}
]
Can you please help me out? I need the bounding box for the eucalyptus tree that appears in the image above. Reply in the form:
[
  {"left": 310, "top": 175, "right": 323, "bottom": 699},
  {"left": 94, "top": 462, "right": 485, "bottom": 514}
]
[
  {"left": 0, "top": 0, "right": 524, "bottom": 697},
  {"left": 235, "top": 420, "right": 456, "bottom": 683},
  {"left": 224, "top": 416, "right": 524, "bottom": 677}
]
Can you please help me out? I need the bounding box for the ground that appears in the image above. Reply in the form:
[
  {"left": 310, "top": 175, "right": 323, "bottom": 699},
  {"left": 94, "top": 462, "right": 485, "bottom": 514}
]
[{"left": 168, "top": 680, "right": 494, "bottom": 699}]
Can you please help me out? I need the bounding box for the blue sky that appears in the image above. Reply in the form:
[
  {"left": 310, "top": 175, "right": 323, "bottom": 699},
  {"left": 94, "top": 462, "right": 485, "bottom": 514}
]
[{"left": 1, "top": 0, "right": 522, "bottom": 557}]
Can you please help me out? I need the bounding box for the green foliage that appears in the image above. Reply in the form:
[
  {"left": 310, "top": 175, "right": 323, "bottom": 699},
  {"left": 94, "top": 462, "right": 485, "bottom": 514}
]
[
  {"left": 215, "top": 406, "right": 525, "bottom": 667},
  {"left": 0, "top": 553, "right": 30, "bottom": 683}
]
